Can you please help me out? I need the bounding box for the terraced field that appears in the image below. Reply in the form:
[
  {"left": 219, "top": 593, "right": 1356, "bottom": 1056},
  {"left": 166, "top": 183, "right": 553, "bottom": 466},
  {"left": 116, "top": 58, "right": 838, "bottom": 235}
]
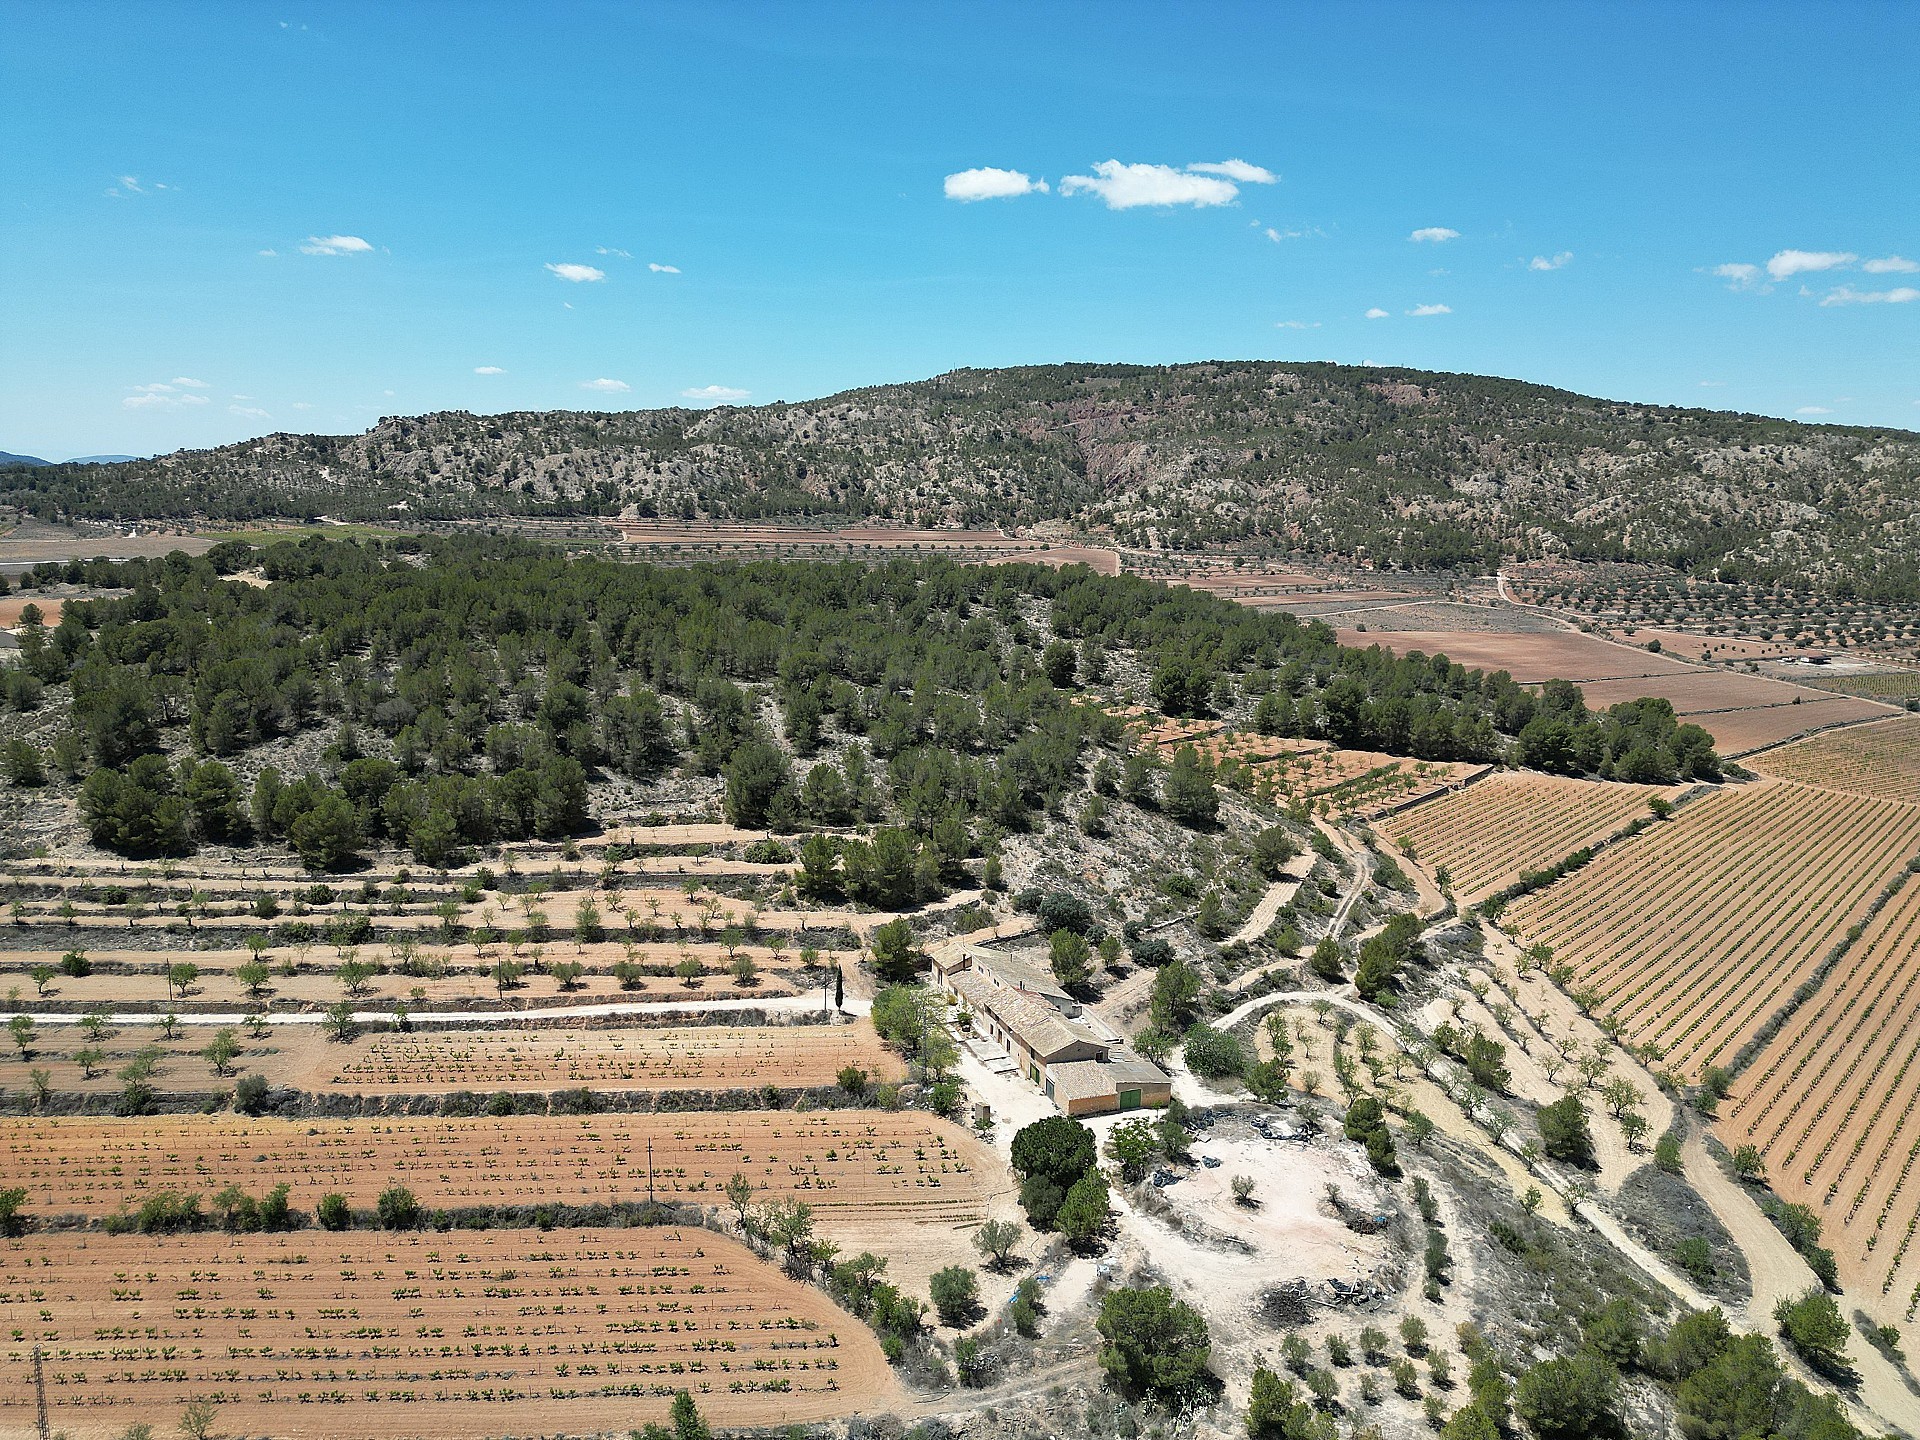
[
  {"left": 1115, "top": 713, "right": 1479, "bottom": 818},
  {"left": 1748, "top": 715, "right": 1920, "bottom": 805},
  {"left": 1721, "top": 872, "right": 1920, "bottom": 1325},
  {"left": 316, "top": 1023, "right": 904, "bottom": 1093},
  {"left": 1376, "top": 772, "right": 1674, "bottom": 905},
  {"left": 1503, "top": 780, "right": 1920, "bottom": 1079},
  {"left": 2, "top": 1112, "right": 995, "bottom": 1227},
  {"left": 0, "top": 1226, "right": 893, "bottom": 1437}
]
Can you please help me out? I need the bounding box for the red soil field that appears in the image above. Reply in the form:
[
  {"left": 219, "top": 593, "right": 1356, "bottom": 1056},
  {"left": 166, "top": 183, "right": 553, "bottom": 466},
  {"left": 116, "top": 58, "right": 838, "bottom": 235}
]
[
  {"left": 1612, "top": 627, "right": 1800, "bottom": 664},
  {"left": 1503, "top": 780, "right": 1920, "bottom": 1079},
  {"left": 0, "top": 597, "right": 62, "bottom": 627},
  {"left": 0, "top": 1226, "right": 894, "bottom": 1438},
  {"left": 1334, "top": 625, "right": 1698, "bottom": 683},
  {"left": 1336, "top": 626, "right": 1893, "bottom": 753}
]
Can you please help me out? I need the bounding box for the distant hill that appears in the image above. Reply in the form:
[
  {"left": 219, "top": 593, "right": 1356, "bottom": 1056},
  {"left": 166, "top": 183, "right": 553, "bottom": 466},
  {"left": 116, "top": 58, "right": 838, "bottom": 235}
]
[
  {"left": 0, "top": 451, "right": 137, "bottom": 468},
  {"left": 3, "top": 360, "right": 1918, "bottom": 595}
]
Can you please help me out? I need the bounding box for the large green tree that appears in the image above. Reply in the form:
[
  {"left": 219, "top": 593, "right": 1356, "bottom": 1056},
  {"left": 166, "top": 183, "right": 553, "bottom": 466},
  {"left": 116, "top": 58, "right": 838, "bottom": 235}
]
[{"left": 1096, "top": 1284, "right": 1212, "bottom": 1397}]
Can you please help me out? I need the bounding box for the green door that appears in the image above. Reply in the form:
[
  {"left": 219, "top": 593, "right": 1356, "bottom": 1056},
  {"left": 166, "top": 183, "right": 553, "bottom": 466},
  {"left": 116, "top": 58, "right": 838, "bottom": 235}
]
[{"left": 1118, "top": 1088, "right": 1142, "bottom": 1111}]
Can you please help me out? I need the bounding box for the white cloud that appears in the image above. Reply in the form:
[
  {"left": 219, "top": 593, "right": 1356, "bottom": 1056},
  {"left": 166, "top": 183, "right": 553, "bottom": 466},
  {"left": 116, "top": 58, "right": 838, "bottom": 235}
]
[
  {"left": 1528, "top": 251, "right": 1573, "bottom": 271},
  {"left": 229, "top": 405, "right": 271, "bottom": 420},
  {"left": 106, "top": 174, "right": 166, "bottom": 198},
  {"left": 291, "top": 402, "right": 314, "bottom": 411},
  {"left": 648, "top": 262, "right": 681, "bottom": 273},
  {"left": 123, "top": 382, "right": 210, "bottom": 410},
  {"left": 1699, "top": 380, "right": 1725, "bottom": 388},
  {"left": 1820, "top": 285, "right": 1919, "bottom": 307},
  {"left": 258, "top": 248, "right": 278, "bottom": 257},
  {"left": 474, "top": 366, "right": 506, "bottom": 375},
  {"left": 1710, "top": 262, "right": 1763, "bottom": 289},
  {"left": 580, "top": 378, "right": 630, "bottom": 393},
  {"left": 1409, "top": 226, "right": 1459, "bottom": 243},
  {"left": 299, "top": 234, "right": 374, "bottom": 256},
  {"left": 1060, "top": 160, "right": 1238, "bottom": 209},
  {"left": 681, "top": 384, "right": 750, "bottom": 402},
  {"left": 1364, "top": 307, "right": 1390, "bottom": 319},
  {"left": 1407, "top": 303, "right": 1452, "bottom": 316},
  {"left": 595, "top": 246, "right": 632, "bottom": 258},
  {"left": 546, "top": 262, "right": 606, "bottom": 283},
  {"left": 171, "top": 376, "right": 208, "bottom": 389},
  {"left": 1796, "top": 406, "right": 1833, "bottom": 415},
  {"left": 1274, "top": 320, "right": 1321, "bottom": 330},
  {"left": 1265, "top": 227, "right": 1298, "bottom": 243},
  {"left": 1766, "top": 248, "right": 1856, "bottom": 281},
  {"left": 1864, "top": 255, "right": 1919, "bottom": 274},
  {"left": 943, "top": 167, "right": 1047, "bottom": 202},
  {"left": 1187, "top": 159, "right": 1277, "bottom": 184}
]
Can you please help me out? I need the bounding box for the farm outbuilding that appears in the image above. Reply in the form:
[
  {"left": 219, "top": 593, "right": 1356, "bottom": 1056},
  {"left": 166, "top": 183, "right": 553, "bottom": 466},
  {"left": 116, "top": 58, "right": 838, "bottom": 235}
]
[{"left": 937, "top": 945, "right": 1171, "bottom": 1116}]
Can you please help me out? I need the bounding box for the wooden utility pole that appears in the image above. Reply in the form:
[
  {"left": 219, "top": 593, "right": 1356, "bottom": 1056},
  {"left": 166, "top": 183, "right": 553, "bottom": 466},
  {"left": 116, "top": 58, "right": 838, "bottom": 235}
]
[
  {"left": 647, "top": 1139, "right": 655, "bottom": 1205},
  {"left": 32, "top": 1343, "right": 48, "bottom": 1440}
]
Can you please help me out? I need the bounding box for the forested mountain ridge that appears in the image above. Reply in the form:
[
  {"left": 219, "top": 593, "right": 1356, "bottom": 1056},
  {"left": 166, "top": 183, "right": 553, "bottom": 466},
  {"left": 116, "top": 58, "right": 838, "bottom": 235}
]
[{"left": 6, "top": 361, "right": 1919, "bottom": 595}]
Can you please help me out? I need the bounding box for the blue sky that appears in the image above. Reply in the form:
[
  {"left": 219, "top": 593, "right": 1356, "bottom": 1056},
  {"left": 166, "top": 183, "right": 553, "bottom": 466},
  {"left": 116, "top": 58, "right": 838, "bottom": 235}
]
[{"left": 2, "top": 0, "right": 1916, "bottom": 460}]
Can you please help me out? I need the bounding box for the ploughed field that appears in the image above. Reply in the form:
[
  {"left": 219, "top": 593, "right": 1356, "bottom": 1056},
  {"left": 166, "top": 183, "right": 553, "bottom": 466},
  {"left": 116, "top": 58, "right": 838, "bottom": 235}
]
[
  {"left": 0, "top": 1226, "right": 894, "bottom": 1438},
  {"left": 1748, "top": 714, "right": 1920, "bottom": 805},
  {"left": 3, "top": 1112, "right": 994, "bottom": 1226},
  {"left": 1332, "top": 624, "right": 1893, "bottom": 753},
  {"left": 1502, "top": 779, "right": 1920, "bottom": 1080},
  {"left": 1375, "top": 772, "right": 1675, "bottom": 907}
]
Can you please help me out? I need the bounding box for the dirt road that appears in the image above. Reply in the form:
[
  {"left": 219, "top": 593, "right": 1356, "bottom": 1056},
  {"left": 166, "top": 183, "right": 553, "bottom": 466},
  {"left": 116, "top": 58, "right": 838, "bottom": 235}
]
[{"left": 1681, "top": 1132, "right": 1918, "bottom": 1429}]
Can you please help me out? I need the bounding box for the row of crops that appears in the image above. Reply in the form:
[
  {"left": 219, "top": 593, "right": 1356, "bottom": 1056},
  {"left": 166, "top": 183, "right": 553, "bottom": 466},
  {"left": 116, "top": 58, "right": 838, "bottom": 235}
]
[
  {"left": 1750, "top": 715, "right": 1920, "bottom": 805},
  {"left": 1502, "top": 780, "right": 1920, "bottom": 1080},
  {"left": 1374, "top": 772, "right": 1671, "bottom": 905}
]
